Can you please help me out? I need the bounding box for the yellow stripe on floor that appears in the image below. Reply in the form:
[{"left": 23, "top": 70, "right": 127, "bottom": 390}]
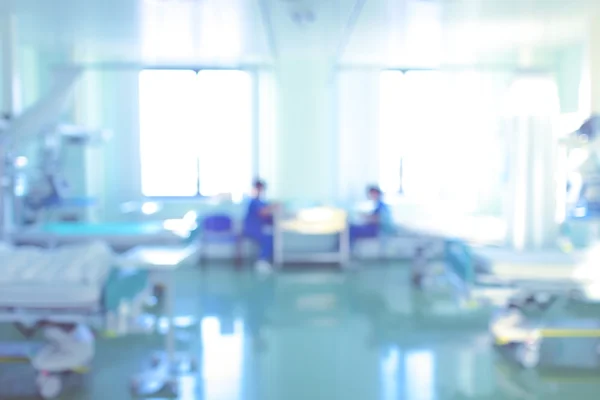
[
  {"left": 0, "top": 357, "right": 28, "bottom": 363},
  {"left": 540, "top": 328, "right": 600, "bottom": 338}
]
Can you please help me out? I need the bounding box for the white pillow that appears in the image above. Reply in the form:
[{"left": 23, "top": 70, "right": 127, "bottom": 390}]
[{"left": 0, "top": 241, "right": 114, "bottom": 285}]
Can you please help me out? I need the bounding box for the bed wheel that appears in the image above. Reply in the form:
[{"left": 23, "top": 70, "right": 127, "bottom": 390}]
[
  {"left": 516, "top": 342, "right": 540, "bottom": 369},
  {"left": 130, "top": 378, "right": 140, "bottom": 395},
  {"left": 36, "top": 373, "right": 63, "bottom": 399},
  {"left": 189, "top": 358, "right": 198, "bottom": 372},
  {"left": 168, "top": 379, "right": 179, "bottom": 393},
  {"left": 570, "top": 289, "right": 584, "bottom": 300},
  {"left": 153, "top": 284, "right": 166, "bottom": 302},
  {"left": 14, "top": 322, "right": 40, "bottom": 338}
]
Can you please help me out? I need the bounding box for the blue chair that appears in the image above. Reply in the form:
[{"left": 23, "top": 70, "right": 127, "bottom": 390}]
[{"left": 198, "top": 214, "right": 238, "bottom": 264}]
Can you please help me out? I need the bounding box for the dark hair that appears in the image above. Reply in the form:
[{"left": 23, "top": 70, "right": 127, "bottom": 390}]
[
  {"left": 253, "top": 179, "right": 266, "bottom": 190},
  {"left": 367, "top": 185, "right": 382, "bottom": 195}
]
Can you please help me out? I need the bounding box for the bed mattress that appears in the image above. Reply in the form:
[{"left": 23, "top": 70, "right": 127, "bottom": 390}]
[
  {"left": 0, "top": 241, "right": 112, "bottom": 308},
  {"left": 12, "top": 221, "right": 189, "bottom": 249},
  {"left": 0, "top": 283, "right": 102, "bottom": 308}
]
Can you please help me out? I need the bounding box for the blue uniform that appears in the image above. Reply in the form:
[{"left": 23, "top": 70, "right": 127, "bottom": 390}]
[
  {"left": 243, "top": 198, "right": 274, "bottom": 262},
  {"left": 349, "top": 200, "right": 391, "bottom": 244}
]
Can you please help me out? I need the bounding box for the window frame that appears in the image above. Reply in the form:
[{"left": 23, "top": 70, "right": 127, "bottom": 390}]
[
  {"left": 378, "top": 69, "right": 408, "bottom": 195},
  {"left": 138, "top": 67, "right": 258, "bottom": 199}
]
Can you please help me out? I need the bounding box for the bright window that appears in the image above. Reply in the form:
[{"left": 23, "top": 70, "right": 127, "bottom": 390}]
[
  {"left": 139, "top": 69, "right": 253, "bottom": 197},
  {"left": 196, "top": 70, "right": 253, "bottom": 197},
  {"left": 378, "top": 70, "right": 507, "bottom": 215}
]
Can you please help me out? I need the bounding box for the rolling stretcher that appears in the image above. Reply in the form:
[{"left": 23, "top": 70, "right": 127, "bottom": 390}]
[
  {"left": 443, "top": 240, "right": 600, "bottom": 369},
  {"left": 0, "top": 241, "right": 149, "bottom": 398}
]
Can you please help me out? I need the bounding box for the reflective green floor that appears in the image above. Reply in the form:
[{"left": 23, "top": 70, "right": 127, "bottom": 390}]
[{"left": 1, "top": 262, "right": 600, "bottom": 399}]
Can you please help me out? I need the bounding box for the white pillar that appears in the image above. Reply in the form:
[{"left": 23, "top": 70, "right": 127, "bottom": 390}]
[
  {"left": 273, "top": 57, "right": 336, "bottom": 203},
  {"left": 505, "top": 75, "right": 560, "bottom": 250}
]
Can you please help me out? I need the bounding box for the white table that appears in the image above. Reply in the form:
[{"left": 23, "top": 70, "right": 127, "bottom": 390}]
[
  {"left": 273, "top": 209, "right": 350, "bottom": 267},
  {"left": 122, "top": 244, "right": 199, "bottom": 397}
]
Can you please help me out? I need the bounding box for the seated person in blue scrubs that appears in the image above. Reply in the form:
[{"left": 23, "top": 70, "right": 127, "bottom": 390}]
[
  {"left": 243, "top": 179, "right": 279, "bottom": 273},
  {"left": 349, "top": 185, "right": 392, "bottom": 245}
]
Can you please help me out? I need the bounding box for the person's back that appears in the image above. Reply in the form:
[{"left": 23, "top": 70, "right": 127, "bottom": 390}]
[
  {"left": 243, "top": 196, "right": 267, "bottom": 237},
  {"left": 373, "top": 198, "right": 394, "bottom": 234},
  {"left": 347, "top": 185, "right": 393, "bottom": 246},
  {"left": 368, "top": 186, "right": 395, "bottom": 234},
  {"left": 243, "top": 179, "right": 275, "bottom": 274}
]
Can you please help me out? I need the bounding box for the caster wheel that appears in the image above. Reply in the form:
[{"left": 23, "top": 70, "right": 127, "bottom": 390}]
[
  {"left": 153, "top": 285, "right": 166, "bottom": 301},
  {"left": 570, "top": 289, "right": 584, "bottom": 300},
  {"left": 165, "top": 379, "right": 179, "bottom": 396},
  {"left": 36, "top": 373, "right": 62, "bottom": 399},
  {"left": 130, "top": 378, "right": 139, "bottom": 392},
  {"left": 516, "top": 343, "right": 540, "bottom": 369},
  {"left": 150, "top": 354, "right": 164, "bottom": 368}
]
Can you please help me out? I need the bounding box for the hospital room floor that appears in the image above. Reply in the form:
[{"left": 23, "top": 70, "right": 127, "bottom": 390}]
[{"left": 1, "top": 261, "right": 600, "bottom": 400}]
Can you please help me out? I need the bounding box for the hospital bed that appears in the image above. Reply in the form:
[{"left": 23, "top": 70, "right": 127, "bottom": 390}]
[
  {"left": 273, "top": 207, "right": 350, "bottom": 267},
  {"left": 0, "top": 241, "right": 150, "bottom": 399},
  {"left": 442, "top": 240, "right": 600, "bottom": 368},
  {"left": 12, "top": 219, "right": 195, "bottom": 251},
  {"left": 442, "top": 240, "right": 599, "bottom": 305}
]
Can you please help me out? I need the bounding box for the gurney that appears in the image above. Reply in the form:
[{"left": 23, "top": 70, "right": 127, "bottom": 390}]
[
  {"left": 443, "top": 240, "right": 600, "bottom": 368},
  {"left": 0, "top": 241, "right": 150, "bottom": 399},
  {"left": 441, "top": 239, "right": 596, "bottom": 305}
]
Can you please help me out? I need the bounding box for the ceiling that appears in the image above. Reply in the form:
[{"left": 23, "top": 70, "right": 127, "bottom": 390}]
[
  {"left": 1, "top": 0, "right": 271, "bottom": 65},
  {"left": 342, "top": 0, "right": 593, "bottom": 66},
  {"left": 0, "top": 0, "right": 596, "bottom": 68}
]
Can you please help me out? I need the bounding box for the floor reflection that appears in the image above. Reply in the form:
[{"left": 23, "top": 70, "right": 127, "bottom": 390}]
[
  {"left": 3, "top": 263, "right": 600, "bottom": 399},
  {"left": 200, "top": 317, "right": 245, "bottom": 400}
]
